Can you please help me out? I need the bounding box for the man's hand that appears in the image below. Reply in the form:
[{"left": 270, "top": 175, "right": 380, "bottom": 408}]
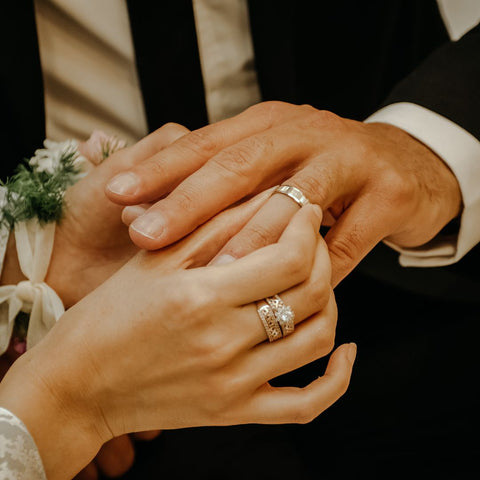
[{"left": 105, "top": 101, "right": 462, "bottom": 286}]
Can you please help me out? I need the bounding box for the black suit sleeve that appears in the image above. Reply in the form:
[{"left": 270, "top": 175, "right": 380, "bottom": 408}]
[{"left": 383, "top": 21, "right": 480, "bottom": 140}]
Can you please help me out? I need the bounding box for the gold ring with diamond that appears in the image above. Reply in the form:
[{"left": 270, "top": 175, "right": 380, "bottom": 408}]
[
  {"left": 274, "top": 185, "right": 310, "bottom": 208},
  {"left": 265, "top": 294, "right": 295, "bottom": 337}
]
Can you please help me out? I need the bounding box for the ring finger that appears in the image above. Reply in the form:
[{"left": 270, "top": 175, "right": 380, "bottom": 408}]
[{"left": 224, "top": 232, "right": 332, "bottom": 352}]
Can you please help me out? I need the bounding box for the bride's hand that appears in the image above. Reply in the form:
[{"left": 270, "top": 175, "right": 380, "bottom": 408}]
[
  {"left": 1, "top": 123, "right": 190, "bottom": 309},
  {"left": 0, "top": 123, "right": 190, "bottom": 480},
  {"left": 0, "top": 202, "right": 356, "bottom": 480}
]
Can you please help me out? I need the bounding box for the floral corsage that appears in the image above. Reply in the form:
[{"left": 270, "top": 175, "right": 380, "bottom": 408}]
[{"left": 0, "top": 130, "right": 125, "bottom": 357}]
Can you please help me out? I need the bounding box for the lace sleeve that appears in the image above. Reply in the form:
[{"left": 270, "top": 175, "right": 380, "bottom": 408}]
[
  {"left": 0, "top": 407, "right": 46, "bottom": 480},
  {"left": 0, "top": 186, "right": 10, "bottom": 279}
]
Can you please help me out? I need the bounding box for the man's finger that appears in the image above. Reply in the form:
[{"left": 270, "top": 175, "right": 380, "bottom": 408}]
[
  {"left": 121, "top": 203, "right": 152, "bottom": 226},
  {"left": 100, "top": 122, "right": 190, "bottom": 181},
  {"left": 105, "top": 101, "right": 301, "bottom": 206},
  {"left": 127, "top": 125, "right": 312, "bottom": 250},
  {"left": 325, "top": 195, "right": 389, "bottom": 287},
  {"left": 135, "top": 189, "right": 274, "bottom": 272}
]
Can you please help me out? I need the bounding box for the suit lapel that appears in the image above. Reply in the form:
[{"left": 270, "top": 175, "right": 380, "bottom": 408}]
[{"left": 126, "top": 0, "right": 208, "bottom": 131}]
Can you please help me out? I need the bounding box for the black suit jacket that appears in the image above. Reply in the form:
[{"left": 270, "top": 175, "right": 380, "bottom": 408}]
[{"left": 1, "top": 0, "right": 479, "bottom": 298}]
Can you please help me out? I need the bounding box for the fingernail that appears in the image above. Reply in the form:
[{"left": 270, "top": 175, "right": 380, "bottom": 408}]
[
  {"left": 107, "top": 172, "right": 140, "bottom": 196},
  {"left": 130, "top": 212, "right": 166, "bottom": 239},
  {"left": 123, "top": 205, "right": 147, "bottom": 218},
  {"left": 209, "top": 254, "right": 236, "bottom": 266},
  {"left": 122, "top": 205, "right": 148, "bottom": 225},
  {"left": 346, "top": 342, "right": 357, "bottom": 363}
]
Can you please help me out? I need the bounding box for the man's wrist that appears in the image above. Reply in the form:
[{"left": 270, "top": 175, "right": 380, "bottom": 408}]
[
  {"left": 365, "top": 102, "right": 480, "bottom": 266},
  {"left": 365, "top": 121, "right": 462, "bottom": 237}
]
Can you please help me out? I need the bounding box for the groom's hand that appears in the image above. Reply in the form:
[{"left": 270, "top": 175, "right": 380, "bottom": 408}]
[{"left": 105, "top": 101, "right": 461, "bottom": 286}]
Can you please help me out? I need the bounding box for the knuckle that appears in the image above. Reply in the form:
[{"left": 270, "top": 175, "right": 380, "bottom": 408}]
[
  {"left": 160, "top": 122, "right": 189, "bottom": 140},
  {"left": 186, "top": 281, "right": 217, "bottom": 314},
  {"left": 281, "top": 247, "right": 310, "bottom": 281},
  {"left": 248, "top": 100, "right": 292, "bottom": 119},
  {"left": 380, "top": 169, "right": 415, "bottom": 207},
  {"left": 174, "top": 185, "right": 203, "bottom": 215},
  {"left": 212, "top": 136, "right": 269, "bottom": 180},
  {"left": 307, "top": 280, "right": 331, "bottom": 312},
  {"left": 194, "top": 334, "right": 232, "bottom": 370},
  {"left": 137, "top": 157, "right": 168, "bottom": 179},
  {"left": 333, "top": 374, "right": 352, "bottom": 399},
  {"left": 328, "top": 230, "right": 362, "bottom": 265},
  {"left": 165, "top": 279, "right": 214, "bottom": 326},
  {"left": 180, "top": 129, "right": 218, "bottom": 157},
  {"left": 305, "top": 109, "right": 343, "bottom": 130},
  {"left": 202, "top": 372, "right": 245, "bottom": 415},
  {"left": 303, "top": 320, "right": 336, "bottom": 361},
  {"left": 290, "top": 404, "right": 316, "bottom": 424},
  {"left": 162, "top": 121, "right": 185, "bottom": 132},
  {"left": 290, "top": 172, "right": 322, "bottom": 205},
  {"left": 231, "top": 224, "right": 275, "bottom": 255}
]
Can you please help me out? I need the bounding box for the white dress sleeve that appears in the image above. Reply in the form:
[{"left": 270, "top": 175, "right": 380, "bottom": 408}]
[
  {"left": 0, "top": 407, "right": 46, "bottom": 480},
  {"left": 365, "top": 102, "right": 480, "bottom": 267}
]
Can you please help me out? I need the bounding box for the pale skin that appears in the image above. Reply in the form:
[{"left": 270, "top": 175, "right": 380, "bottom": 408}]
[
  {"left": 0, "top": 203, "right": 356, "bottom": 480},
  {"left": 105, "top": 101, "right": 462, "bottom": 287},
  {"left": 0, "top": 125, "right": 192, "bottom": 479}
]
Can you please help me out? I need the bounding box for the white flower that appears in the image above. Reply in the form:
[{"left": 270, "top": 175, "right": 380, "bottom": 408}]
[{"left": 29, "top": 139, "right": 88, "bottom": 174}]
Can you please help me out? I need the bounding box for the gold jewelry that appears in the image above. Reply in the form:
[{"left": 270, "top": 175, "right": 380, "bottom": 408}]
[
  {"left": 256, "top": 301, "right": 283, "bottom": 342},
  {"left": 265, "top": 295, "right": 295, "bottom": 337}
]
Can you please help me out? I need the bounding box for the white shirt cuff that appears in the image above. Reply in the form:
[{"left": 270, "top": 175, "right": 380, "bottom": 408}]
[{"left": 365, "top": 102, "right": 480, "bottom": 267}]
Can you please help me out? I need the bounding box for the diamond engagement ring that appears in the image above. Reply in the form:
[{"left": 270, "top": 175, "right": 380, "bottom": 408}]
[
  {"left": 265, "top": 295, "right": 295, "bottom": 337},
  {"left": 274, "top": 185, "right": 310, "bottom": 208}
]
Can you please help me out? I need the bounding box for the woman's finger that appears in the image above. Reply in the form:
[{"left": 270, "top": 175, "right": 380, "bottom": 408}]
[
  {"left": 238, "top": 342, "right": 356, "bottom": 425},
  {"left": 94, "top": 435, "right": 135, "bottom": 478},
  {"left": 209, "top": 191, "right": 301, "bottom": 265},
  {"left": 233, "top": 293, "right": 337, "bottom": 386},
  {"left": 73, "top": 462, "right": 99, "bottom": 480},
  {"left": 126, "top": 125, "right": 312, "bottom": 250},
  {"left": 135, "top": 188, "right": 275, "bottom": 273},
  {"left": 225, "top": 233, "right": 332, "bottom": 350},
  {"left": 121, "top": 203, "right": 152, "bottom": 226},
  {"left": 201, "top": 204, "right": 323, "bottom": 306}
]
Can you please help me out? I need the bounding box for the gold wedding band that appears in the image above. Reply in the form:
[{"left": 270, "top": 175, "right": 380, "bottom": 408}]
[
  {"left": 256, "top": 301, "right": 283, "bottom": 342},
  {"left": 274, "top": 185, "right": 310, "bottom": 208},
  {"left": 257, "top": 294, "right": 295, "bottom": 342},
  {"left": 265, "top": 295, "right": 295, "bottom": 337}
]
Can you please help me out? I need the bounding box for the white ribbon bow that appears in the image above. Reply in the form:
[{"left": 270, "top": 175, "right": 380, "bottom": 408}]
[{"left": 0, "top": 219, "right": 64, "bottom": 355}]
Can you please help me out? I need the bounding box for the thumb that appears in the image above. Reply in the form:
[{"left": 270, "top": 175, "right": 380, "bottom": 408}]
[{"left": 325, "top": 198, "right": 386, "bottom": 287}]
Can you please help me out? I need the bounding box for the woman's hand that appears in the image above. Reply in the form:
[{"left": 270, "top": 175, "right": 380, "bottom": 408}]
[
  {"left": 105, "top": 101, "right": 461, "bottom": 286},
  {"left": 1, "top": 125, "right": 195, "bottom": 479},
  {"left": 0, "top": 124, "right": 191, "bottom": 479},
  {"left": 0, "top": 202, "right": 356, "bottom": 480},
  {"left": 0, "top": 123, "right": 190, "bottom": 308}
]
